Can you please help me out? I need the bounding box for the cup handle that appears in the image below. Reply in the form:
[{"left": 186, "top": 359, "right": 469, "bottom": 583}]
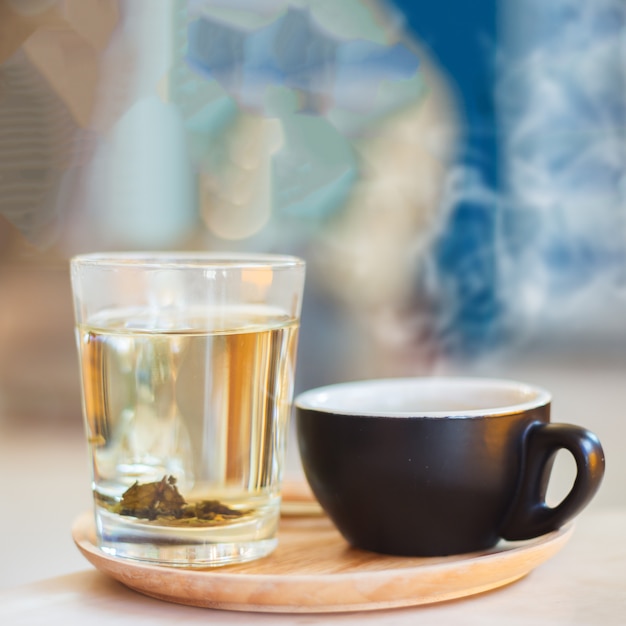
[{"left": 500, "top": 422, "right": 605, "bottom": 541}]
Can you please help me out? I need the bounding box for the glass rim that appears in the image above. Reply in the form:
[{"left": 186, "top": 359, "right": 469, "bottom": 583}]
[{"left": 70, "top": 251, "right": 305, "bottom": 270}]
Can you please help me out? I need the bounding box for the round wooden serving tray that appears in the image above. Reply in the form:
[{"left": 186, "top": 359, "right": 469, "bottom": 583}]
[{"left": 72, "top": 511, "right": 573, "bottom": 613}]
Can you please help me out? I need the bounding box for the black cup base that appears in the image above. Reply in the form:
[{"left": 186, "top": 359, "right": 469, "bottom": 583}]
[{"left": 339, "top": 525, "right": 501, "bottom": 558}]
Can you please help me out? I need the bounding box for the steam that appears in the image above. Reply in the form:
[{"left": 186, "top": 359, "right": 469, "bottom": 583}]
[
  {"left": 425, "top": 0, "right": 626, "bottom": 356},
  {"left": 497, "top": 0, "right": 626, "bottom": 340}
]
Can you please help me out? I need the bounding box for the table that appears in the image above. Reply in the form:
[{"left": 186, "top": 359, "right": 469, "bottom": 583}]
[{"left": 2, "top": 508, "right": 624, "bottom": 625}]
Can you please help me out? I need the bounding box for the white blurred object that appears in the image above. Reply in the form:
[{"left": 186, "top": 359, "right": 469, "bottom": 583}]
[{"left": 86, "top": 0, "right": 196, "bottom": 249}]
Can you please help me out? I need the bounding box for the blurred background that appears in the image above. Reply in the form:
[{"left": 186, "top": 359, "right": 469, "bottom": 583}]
[{"left": 0, "top": 0, "right": 625, "bottom": 588}]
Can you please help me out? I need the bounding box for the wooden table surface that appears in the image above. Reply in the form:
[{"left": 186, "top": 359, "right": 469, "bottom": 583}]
[{"left": 2, "top": 507, "right": 624, "bottom": 625}]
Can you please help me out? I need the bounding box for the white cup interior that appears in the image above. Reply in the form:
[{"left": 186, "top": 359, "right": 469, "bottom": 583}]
[{"left": 295, "top": 377, "right": 551, "bottom": 418}]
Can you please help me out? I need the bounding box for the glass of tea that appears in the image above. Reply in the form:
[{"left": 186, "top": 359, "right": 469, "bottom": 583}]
[{"left": 70, "top": 252, "right": 305, "bottom": 567}]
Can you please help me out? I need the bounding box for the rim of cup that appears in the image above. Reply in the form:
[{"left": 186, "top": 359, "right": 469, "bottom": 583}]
[
  {"left": 295, "top": 377, "right": 552, "bottom": 419},
  {"left": 70, "top": 252, "right": 305, "bottom": 270}
]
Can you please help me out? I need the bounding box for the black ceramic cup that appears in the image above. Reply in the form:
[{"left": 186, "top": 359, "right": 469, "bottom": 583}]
[{"left": 295, "top": 377, "right": 605, "bottom": 557}]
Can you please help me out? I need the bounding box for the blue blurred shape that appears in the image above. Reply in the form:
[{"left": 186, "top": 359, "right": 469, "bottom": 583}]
[
  {"left": 183, "top": 3, "right": 421, "bottom": 225},
  {"left": 270, "top": 7, "right": 338, "bottom": 102},
  {"left": 396, "top": 0, "right": 502, "bottom": 356},
  {"left": 185, "top": 5, "right": 420, "bottom": 114},
  {"left": 186, "top": 14, "right": 248, "bottom": 94}
]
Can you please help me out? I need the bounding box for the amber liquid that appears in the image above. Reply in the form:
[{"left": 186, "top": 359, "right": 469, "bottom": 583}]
[{"left": 76, "top": 306, "right": 299, "bottom": 564}]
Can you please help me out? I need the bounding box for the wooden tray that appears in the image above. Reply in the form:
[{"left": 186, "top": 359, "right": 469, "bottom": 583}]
[{"left": 72, "top": 511, "right": 573, "bottom": 613}]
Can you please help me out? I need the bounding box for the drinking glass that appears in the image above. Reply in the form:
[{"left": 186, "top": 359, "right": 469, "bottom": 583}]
[{"left": 70, "top": 252, "right": 305, "bottom": 566}]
